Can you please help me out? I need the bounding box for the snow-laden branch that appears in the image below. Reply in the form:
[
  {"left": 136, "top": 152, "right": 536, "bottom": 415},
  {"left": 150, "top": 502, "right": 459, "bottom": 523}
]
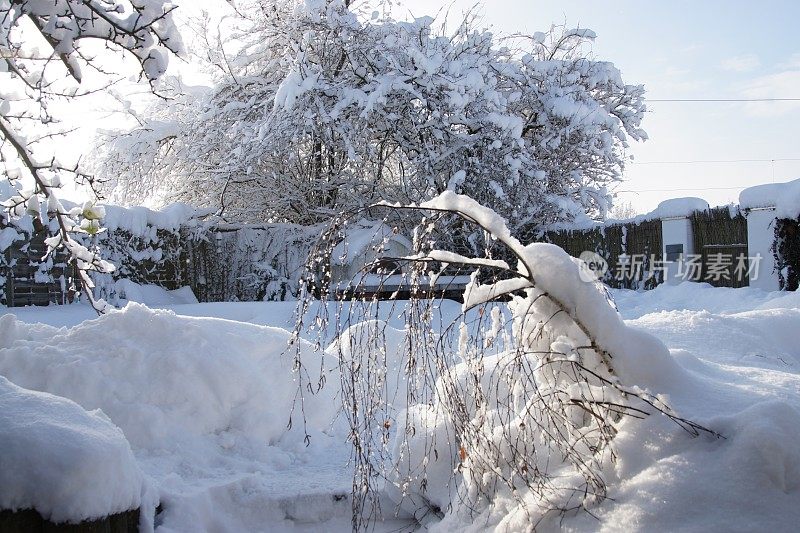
[
  {"left": 1, "top": 0, "right": 180, "bottom": 313},
  {"left": 294, "top": 190, "right": 718, "bottom": 529}
]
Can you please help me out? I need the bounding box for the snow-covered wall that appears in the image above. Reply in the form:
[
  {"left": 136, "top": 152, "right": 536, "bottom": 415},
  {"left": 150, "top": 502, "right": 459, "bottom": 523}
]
[
  {"left": 739, "top": 178, "right": 800, "bottom": 219},
  {"left": 738, "top": 180, "right": 800, "bottom": 292},
  {"left": 744, "top": 208, "right": 779, "bottom": 291},
  {"left": 658, "top": 198, "right": 707, "bottom": 285}
]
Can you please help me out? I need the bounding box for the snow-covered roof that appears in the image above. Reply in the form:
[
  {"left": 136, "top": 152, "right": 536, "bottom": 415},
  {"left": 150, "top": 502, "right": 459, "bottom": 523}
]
[
  {"left": 331, "top": 220, "right": 412, "bottom": 266},
  {"left": 739, "top": 178, "right": 800, "bottom": 219}
]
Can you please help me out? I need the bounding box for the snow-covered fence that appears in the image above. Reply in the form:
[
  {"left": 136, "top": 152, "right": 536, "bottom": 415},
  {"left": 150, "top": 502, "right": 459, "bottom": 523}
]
[
  {"left": 543, "top": 218, "right": 663, "bottom": 289},
  {"left": 93, "top": 222, "right": 317, "bottom": 304},
  {"left": 4, "top": 181, "right": 798, "bottom": 307},
  {"left": 1, "top": 211, "right": 73, "bottom": 307},
  {"left": 1, "top": 204, "right": 320, "bottom": 306},
  {"left": 4, "top": 232, "right": 73, "bottom": 306},
  {"left": 542, "top": 196, "right": 775, "bottom": 291}
]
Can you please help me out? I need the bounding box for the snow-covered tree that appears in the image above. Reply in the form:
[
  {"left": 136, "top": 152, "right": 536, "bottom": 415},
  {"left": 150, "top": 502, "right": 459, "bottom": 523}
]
[
  {"left": 0, "top": 0, "right": 182, "bottom": 310},
  {"left": 95, "top": 0, "right": 646, "bottom": 236},
  {"left": 609, "top": 199, "right": 639, "bottom": 220}
]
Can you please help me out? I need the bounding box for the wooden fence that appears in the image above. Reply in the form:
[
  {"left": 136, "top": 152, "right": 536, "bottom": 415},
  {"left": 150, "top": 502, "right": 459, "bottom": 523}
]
[
  {"left": 690, "top": 207, "right": 749, "bottom": 288},
  {"left": 3, "top": 205, "right": 794, "bottom": 306},
  {"left": 543, "top": 218, "right": 663, "bottom": 289},
  {"left": 3, "top": 231, "right": 72, "bottom": 307}
]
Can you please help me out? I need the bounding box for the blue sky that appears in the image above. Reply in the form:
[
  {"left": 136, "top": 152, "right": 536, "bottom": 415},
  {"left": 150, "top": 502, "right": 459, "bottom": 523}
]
[
  {"left": 394, "top": 0, "right": 800, "bottom": 213},
  {"left": 53, "top": 0, "right": 799, "bottom": 214}
]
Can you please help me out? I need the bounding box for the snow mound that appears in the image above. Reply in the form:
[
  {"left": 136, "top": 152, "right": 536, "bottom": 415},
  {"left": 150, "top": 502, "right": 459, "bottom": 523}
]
[
  {"left": 557, "top": 400, "right": 800, "bottom": 532},
  {"left": 0, "top": 376, "right": 144, "bottom": 524},
  {"left": 0, "top": 304, "right": 337, "bottom": 452},
  {"left": 114, "top": 280, "right": 198, "bottom": 306},
  {"left": 518, "top": 241, "right": 685, "bottom": 389},
  {"left": 647, "top": 197, "right": 709, "bottom": 219}
]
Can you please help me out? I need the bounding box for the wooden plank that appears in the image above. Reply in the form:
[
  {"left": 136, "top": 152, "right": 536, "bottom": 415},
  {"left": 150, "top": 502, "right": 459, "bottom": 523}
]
[{"left": 0, "top": 508, "right": 139, "bottom": 533}]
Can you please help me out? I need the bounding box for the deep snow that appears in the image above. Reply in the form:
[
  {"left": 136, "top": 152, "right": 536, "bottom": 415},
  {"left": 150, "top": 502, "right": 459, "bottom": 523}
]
[
  {"left": 0, "top": 376, "right": 145, "bottom": 523},
  {"left": 1, "top": 282, "right": 799, "bottom": 531}
]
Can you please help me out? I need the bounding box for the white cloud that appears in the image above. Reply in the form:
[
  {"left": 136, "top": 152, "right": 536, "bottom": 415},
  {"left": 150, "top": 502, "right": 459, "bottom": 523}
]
[
  {"left": 778, "top": 52, "right": 800, "bottom": 70},
  {"left": 720, "top": 53, "right": 761, "bottom": 72},
  {"left": 741, "top": 68, "right": 800, "bottom": 116}
]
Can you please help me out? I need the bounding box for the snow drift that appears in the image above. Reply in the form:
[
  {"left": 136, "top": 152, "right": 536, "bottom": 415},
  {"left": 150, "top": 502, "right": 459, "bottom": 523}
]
[
  {"left": 0, "top": 304, "right": 337, "bottom": 452},
  {"left": 1, "top": 269, "right": 800, "bottom": 530}
]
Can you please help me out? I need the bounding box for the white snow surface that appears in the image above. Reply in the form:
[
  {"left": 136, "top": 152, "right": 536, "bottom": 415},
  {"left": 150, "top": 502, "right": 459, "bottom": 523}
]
[
  {"left": 647, "top": 196, "right": 710, "bottom": 219},
  {"left": 0, "top": 303, "right": 349, "bottom": 531},
  {"left": 114, "top": 280, "right": 199, "bottom": 306},
  {"left": 1, "top": 281, "right": 800, "bottom": 531},
  {"left": 0, "top": 375, "right": 145, "bottom": 523}
]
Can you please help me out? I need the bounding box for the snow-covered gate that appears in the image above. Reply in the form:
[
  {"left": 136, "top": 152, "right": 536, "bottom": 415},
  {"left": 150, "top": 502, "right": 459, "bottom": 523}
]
[{"left": 690, "top": 207, "right": 749, "bottom": 288}]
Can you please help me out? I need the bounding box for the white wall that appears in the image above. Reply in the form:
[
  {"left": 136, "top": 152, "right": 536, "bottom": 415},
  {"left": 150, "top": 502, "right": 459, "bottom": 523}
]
[
  {"left": 745, "top": 208, "right": 779, "bottom": 291},
  {"left": 661, "top": 217, "right": 694, "bottom": 285}
]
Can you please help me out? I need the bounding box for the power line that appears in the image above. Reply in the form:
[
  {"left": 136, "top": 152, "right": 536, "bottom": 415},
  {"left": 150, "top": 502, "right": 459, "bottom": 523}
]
[
  {"left": 632, "top": 157, "right": 800, "bottom": 165},
  {"left": 618, "top": 185, "right": 755, "bottom": 193},
  {"left": 649, "top": 97, "right": 800, "bottom": 102}
]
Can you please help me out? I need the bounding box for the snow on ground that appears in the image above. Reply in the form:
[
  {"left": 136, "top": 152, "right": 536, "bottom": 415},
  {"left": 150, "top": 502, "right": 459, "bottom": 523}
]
[
  {"left": 1, "top": 282, "right": 799, "bottom": 531},
  {"left": 0, "top": 376, "right": 145, "bottom": 524}
]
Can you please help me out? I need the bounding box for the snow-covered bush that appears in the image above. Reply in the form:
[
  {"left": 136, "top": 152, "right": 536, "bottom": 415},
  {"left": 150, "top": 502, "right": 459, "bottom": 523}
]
[
  {"left": 296, "top": 191, "right": 716, "bottom": 529},
  {"left": 773, "top": 217, "right": 800, "bottom": 291}
]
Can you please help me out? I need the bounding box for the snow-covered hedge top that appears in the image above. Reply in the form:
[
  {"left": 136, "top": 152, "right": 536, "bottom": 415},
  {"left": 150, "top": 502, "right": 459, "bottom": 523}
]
[
  {"left": 739, "top": 178, "right": 800, "bottom": 219},
  {"left": 0, "top": 376, "right": 144, "bottom": 523},
  {"left": 101, "top": 203, "right": 209, "bottom": 235},
  {"left": 0, "top": 180, "right": 208, "bottom": 239},
  {"left": 549, "top": 196, "right": 710, "bottom": 232}
]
